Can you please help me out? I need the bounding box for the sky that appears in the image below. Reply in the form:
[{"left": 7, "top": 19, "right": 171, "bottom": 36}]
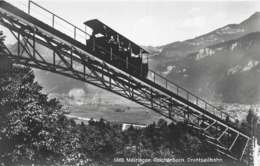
[{"left": 2, "top": 0, "right": 260, "bottom": 46}]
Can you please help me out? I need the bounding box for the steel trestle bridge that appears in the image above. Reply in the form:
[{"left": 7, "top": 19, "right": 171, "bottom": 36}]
[{"left": 0, "top": 0, "right": 251, "bottom": 161}]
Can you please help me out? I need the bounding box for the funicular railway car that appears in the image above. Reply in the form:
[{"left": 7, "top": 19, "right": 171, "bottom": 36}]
[{"left": 84, "top": 19, "right": 149, "bottom": 77}]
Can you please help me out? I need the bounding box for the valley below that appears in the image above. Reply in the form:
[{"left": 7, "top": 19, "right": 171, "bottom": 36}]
[{"left": 53, "top": 91, "right": 260, "bottom": 125}]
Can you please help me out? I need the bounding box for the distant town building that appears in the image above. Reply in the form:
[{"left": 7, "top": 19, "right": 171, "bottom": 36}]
[
  {"left": 122, "top": 123, "right": 147, "bottom": 131},
  {"left": 92, "top": 92, "right": 101, "bottom": 106},
  {"left": 65, "top": 115, "right": 98, "bottom": 122},
  {"left": 69, "top": 99, "right": 84, "bottom": 106}
]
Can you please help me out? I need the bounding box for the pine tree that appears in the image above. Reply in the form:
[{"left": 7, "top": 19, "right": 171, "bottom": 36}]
[{"left": 0, "top": 31, "right": 71, "bottom": 165}]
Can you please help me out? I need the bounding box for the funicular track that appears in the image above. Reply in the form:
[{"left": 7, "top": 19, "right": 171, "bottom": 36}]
[{"left": 0, "top": 1, "right": 250, "bottom": 161}]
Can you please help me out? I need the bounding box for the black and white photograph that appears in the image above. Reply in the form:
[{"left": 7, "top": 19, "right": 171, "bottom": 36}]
[{"left": 0, "top": 0, "right": 260, "bottom": 165}]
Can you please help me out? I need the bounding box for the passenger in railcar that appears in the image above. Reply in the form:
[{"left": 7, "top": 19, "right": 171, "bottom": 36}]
[
  {"left": 119, "top": 42, "right": 127, "bottom": 51},
  {"left": 107, "top": 35, "right": 118, "bottom": 61},
  {"left": 108, "top": 36, "right": 117, "bottom": 44},
  {"left": 114, "top": 41, "right": 124, "bottom": 69},
  {"left": 118, "top": 41, "right": 128, "bottom": 63},
  {"left": 86, "top": 34, "right": 94, "bottom": 51}
]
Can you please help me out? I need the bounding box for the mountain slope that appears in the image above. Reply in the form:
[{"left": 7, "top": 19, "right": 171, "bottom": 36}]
[
  {"left": 156, "top": 12, "right": 260, "bottom": 60},
  {"left": 157, "top": 32, "right": 260, "bottom": 104}
]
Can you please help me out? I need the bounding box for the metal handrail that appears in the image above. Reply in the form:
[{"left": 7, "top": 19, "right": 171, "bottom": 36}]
[
  {"left": 151, "top": 70, "right": 235, "bottom": 120},
  {"left": 28, "top": 0, "right": 91, "bottom": 40}
]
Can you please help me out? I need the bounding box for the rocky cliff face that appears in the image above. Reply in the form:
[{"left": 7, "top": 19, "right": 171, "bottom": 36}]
[
  {"left": 156, "top": 32, "right": 260, "bottom": 104},
  {"left": 154, "top": 12, "right": 260, "bottom": 60}
]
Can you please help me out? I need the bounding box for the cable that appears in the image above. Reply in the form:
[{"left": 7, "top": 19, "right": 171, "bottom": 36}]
[
  {"left": 29, "top": 4, "right": 52, "bottom": 22},
  {"left": 17, "top": 0, "right": 28, "bottom": 9},
  {"left": 28, "top": 1, "right": 91, "bottom": 42},
  {"left": 29, "top": 4, "right": 75, "bottom": 37},
  {"left": 54, "top": 21, "right": 74, "bottom": 34}
]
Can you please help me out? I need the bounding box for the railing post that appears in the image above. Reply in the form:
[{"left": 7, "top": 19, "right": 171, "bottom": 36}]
[
  {"left": 52, "top": 14, "right": 54, "bottom": 28},
  {"left": 18, "top": 33, "right": 20, "bottom": 56},
  {"left": 33, "top": 27, "right": 35, "bottom": 58},
  {"left": 28, "top": 0, "right": 31, "bottom": 15},
  {"left": 126, "top": 57, "right": 128, "bottom": 69},
  {"left": 93, "top": 37, "right": 95, "bottom": 51},
  {"left": 83, "top": 64, "right": 86, "bottom": 78},
  {"left": 108, "top": 67, "right": 111, "bottom": 89},
  {"left": 101, "top": 63, "right": 104, "bottom": 80},
  {"left": 74, "top": 27, "right": 76, "bottom": 39},
  {"left": 110, "top": 47, "right": 112, "bottom": 60},
  {"left": 53, "top": 50, "right": 55, "bottom": 68},
  {"left": 70, "top": 46, "right": 73, "bottom": 69},
  {"left": 151, "top": 88, "right": 153, "bottom": 107},
  {"left": 140, "top": 65, "right": 142, "bottom": 77}
]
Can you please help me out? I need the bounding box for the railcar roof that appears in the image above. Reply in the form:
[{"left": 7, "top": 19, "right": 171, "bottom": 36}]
[{"left": 84, "top": 19, "right": 149, "bottom": 54}]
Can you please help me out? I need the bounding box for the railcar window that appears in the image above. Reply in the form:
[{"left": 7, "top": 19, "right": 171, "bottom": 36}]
[
  {"left": 95, "top": 33, "right": 104, "bottom": 38},
  {"left": 142, "top": 54, "right": 148, "bottom": 63}
]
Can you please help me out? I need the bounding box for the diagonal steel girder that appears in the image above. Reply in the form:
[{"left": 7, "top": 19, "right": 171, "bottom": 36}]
[{"left": 0, "top": 7, "right": 250, "bottom": 161}]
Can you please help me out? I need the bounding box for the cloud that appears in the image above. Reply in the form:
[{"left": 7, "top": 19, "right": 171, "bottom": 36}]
[
  {"left": 188, "top": 7, "right": 200, "bottom": 14},
  {"left": 129, "top": 16, "right": 158, "bottom": 45},
  {"left": 132, "top": 16, "right": 154, "bottom": 34},
  {"left": 139, "top": 16, "right": 154, "bottom": 25},
  {"left": 180, "top": 16, "right": 207, "bottom": 29},
  {"left": 214, "top": 12, "right": 227, "bottom": 20},
  {"left": 68, "top": 88, "right": 86, "bottom": 100}
]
